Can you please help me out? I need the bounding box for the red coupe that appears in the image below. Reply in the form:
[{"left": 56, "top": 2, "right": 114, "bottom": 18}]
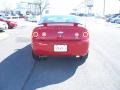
[
  {"left": 0, "top": 17, "right": 17, "bottom": 29},
  {"left": 31, "top": 15, "right": 89, "bottom": 60}
]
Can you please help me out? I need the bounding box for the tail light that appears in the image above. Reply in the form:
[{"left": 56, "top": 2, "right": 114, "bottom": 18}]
[
  {"left": 42, "top": 32, "right": 46, "bottom": 37},
  {"left": 74, "top": 32, "right": 79, "bottom": 37},
  {"left": 32, "top": 32, "right": 38, "bottom": 38},
  {"left": 74, "top": 32, "right": 80, "bottom": 39},
  {"left": 83, "top": 32, "right": 88, "bottom": 37}
]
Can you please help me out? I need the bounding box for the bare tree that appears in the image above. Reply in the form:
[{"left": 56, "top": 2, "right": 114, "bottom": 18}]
[{"left": 36, "top": 0, "right": 49, "bottom": 15}]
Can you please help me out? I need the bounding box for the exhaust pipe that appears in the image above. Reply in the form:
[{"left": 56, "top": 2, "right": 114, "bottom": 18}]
[{"left": 76, "top": 55, "right": 80, "bottom": 58}]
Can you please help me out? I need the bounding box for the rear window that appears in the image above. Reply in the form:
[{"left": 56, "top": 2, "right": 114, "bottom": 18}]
[{"left": 38, "top": 15, "right": 80, "bottom": 24}]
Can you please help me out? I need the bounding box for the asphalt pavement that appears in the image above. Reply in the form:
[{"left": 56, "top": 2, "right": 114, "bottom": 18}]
[{"left": 0, "top": 18, "right": 120, "bottom": 90}]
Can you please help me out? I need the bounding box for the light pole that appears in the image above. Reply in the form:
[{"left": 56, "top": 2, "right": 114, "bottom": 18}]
[{"left": 86, "top": 0, "right": 93, "bottom": 15}]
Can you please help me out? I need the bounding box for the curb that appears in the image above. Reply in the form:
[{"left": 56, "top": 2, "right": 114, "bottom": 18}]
[{"left": 0, "top": 32, "right": 9, "bottom": 40}]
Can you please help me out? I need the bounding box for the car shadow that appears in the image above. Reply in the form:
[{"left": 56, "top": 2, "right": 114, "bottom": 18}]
[
  {"left": 23, "top": 54, "right": 87, "bottom": 89},
  {"left": 0, "top": 45, "right": 87, "bottom": 90},
  {"left": 0, "top": 45, "right": 34, "bottom": 90}
]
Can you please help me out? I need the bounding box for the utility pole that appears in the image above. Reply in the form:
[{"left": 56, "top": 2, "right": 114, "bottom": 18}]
[
  {"left": 119, "top": 0, "right": 120, "bottom": 13},
  {"left": 103, "top": 0, "right": 105, "bottom": 16}
]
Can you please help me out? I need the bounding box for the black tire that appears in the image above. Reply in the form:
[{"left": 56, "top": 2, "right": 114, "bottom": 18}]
[
  {"left": 76, "top": 53, "right": 88, "bottom": 61},
  {"left": 32, "top": 51, "right": 39, "bottom": 61},
  {"left": 40, "top": 57, "right": 48, "bottom": 60},
  {"left": 75, "top": 54, "right": 88, "bottom": 65},
  {"left": 114, "top": 20, "right": 117, "bottom": 23},
  {"left": 115, "top": 20, "right": 120, "bottom": 24},
  {"left": 0, "top": 30, "right": 3, "bottom": 32},
  {"left": 8, "top": 26, "right": 13, "bottom": 29},
  {"left": 81, "top": 53, "right": 88, "bottom": 60}
]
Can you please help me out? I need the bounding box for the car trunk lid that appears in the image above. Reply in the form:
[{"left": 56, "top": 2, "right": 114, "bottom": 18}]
[{"left": 34, "top": 23, "right": 87, "bottom": 41}]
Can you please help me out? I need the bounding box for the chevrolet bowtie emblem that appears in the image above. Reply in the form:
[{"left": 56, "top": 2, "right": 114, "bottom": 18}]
[{"left": 58, "top": 31, "right": 64, "bottom": 34}]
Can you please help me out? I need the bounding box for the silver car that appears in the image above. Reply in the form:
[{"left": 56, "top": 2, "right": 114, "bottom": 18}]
[{"left": 0, "top": 21, "right": 8, "bottom": 30}]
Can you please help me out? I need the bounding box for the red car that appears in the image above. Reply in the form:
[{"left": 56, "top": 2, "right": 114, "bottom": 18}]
[
  {"left": 0, "top": 17, "right": 17, "bottom": 29},
  {"left": 31, "top": 15, "right": 89, "bottom": 60}
]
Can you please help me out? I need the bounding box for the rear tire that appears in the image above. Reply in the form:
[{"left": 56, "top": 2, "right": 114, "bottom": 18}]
[
  {"left": 76, "top": 53, "right": 88, "bottom": 61},
  {"left": 81, "top": 53, "right": 88, "bottom": 60},
  {"left": 114, "top": 20, "right": 117, "bottom": 23},
  {"left": 32, "top": 51, "right": 48, "bottom": 61},
  {"left": 32, "top": 51, "right": 39, "bottom": 61},
  {"left": 40, "top": 57, "right": 47, "bottom": 60},
  {"left": 75, "top": 54, "right": 88, "bottom": 65},
  {"left": 0, "top": 30, "right": 3, "bottom": 32},
  {"left": 8, "top": 25, "right": 13, "bottom": 29}
]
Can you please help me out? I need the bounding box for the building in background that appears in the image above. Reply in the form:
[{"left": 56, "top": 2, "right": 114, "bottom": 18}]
[
  {"left": 72, "top": 0, "right": 120, "bottom": 17},
  {"left": 0, "top": 0, "right": 120, "bottom": 17},
  {"left": 15, "top": 1, "right": 49, "bottom": 16},
  {"left": 72, "top": 0, "right": 94, "bottom": 16}
]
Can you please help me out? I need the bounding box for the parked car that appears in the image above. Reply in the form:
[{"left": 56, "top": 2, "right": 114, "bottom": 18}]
[
  {"left": 114, "top": 18, "right": 120, "bottom": 24},
  {"left": 5, "top": 14, "right": 19, "bottom": 19},
  {"left": 0, "top": 21, "right": 8, "bottom": 31},
  {"left": 24, "top": 14, "right": 32, "bottom": 21},
  {"left": 31, "top": 15, "right": 89, "bottom": 60},
  {"left": 106, "top": 14, "right": 120, "bottom": 23},
  {"left": 18, "top": 14, "right": 25, "bottom": 19},
  {"left": 11, "top": 15, "right": 19, "bottom": 19},
  {"left": 113, "top": 15, "right": 120, "bottom": 24},
  {"left": 110, "top": 15, "right": 120, "bottom": 23},
  {"left": 0, "top": 16, "right": 17, "bottom": 29},
  {"left": 106, "top": 14, "right": 119, "bottom": 22},
  {"left": 25, "top": 15, "right": 37, "bottom": 22},
  {"left": 5, "top": 15, "right": 12, "bottom": 19},
  {"left": 106, "top": 15, "right": 114, "bottom": 22}
]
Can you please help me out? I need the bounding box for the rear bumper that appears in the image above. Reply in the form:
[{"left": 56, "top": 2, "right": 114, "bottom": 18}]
[{"left": 32, "top": 40, "right": 89, "bottom": 56}]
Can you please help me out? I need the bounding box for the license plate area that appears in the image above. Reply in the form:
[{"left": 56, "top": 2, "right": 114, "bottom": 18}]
[{"left": 54, "top": 45, "right": 67, "bottom": 52}]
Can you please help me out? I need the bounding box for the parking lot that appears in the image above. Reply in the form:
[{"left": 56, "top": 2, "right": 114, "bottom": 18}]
[{"left": 0, "top": 17, "right": 120, "bottom": 90}]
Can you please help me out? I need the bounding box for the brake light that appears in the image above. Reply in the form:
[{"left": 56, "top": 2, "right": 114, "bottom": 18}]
[
  {"left": 74, "top": 32, "right": 79, "bottom": 39},
  {"left": 42, "top": 32, "right": 46, "bottom": 37},
  {"left": 32, "top": 32, "right": 38, "bottom": 37},
  {"left": 74, "top": 32, "right": 79, "bottom": 37},
  {"left": 83, "top": 32, "right": 88, "bottom": 37}
]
